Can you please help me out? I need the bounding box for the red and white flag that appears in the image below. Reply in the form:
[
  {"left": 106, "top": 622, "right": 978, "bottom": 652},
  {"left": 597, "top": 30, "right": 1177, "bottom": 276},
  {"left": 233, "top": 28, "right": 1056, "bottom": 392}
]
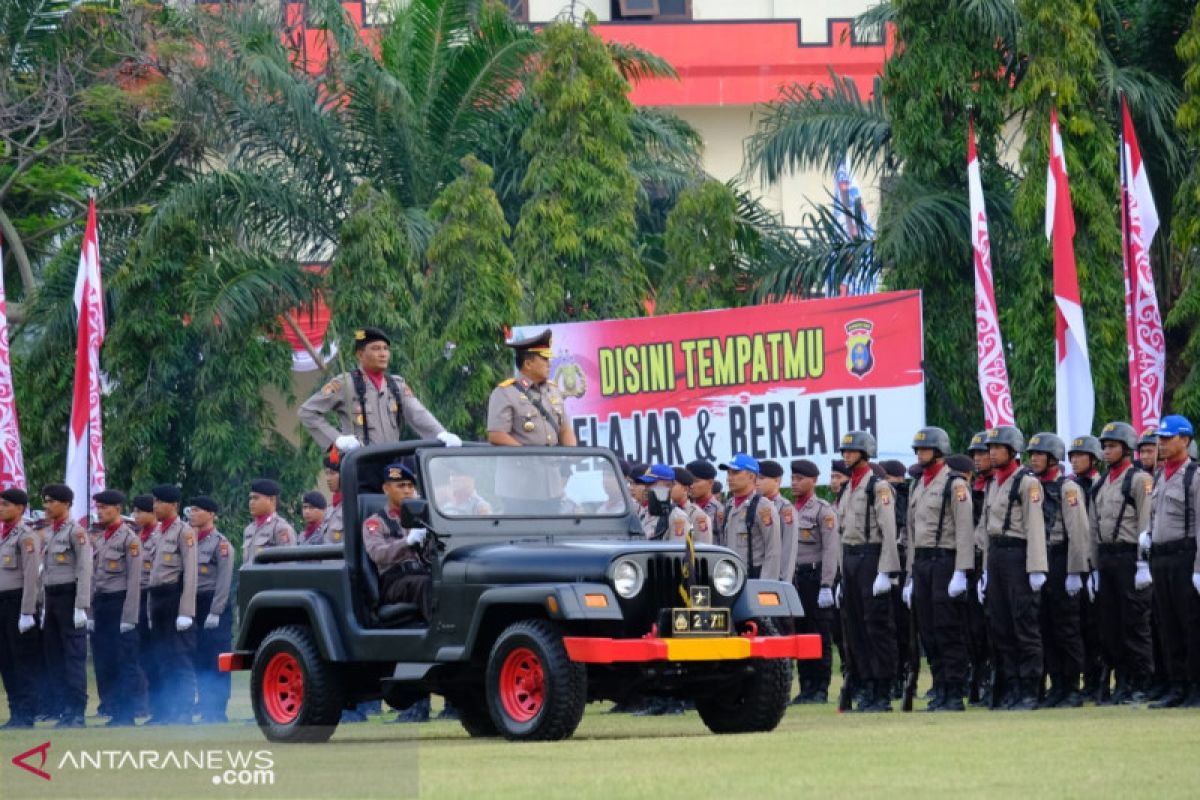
[
  {"left": 1119, "top": 97, "right": 1165, "bottom": 434},
  {"left": 0, "top": 238, "right": 26, "bottom": 490},
  {"left": 65, "top": 200, "right": 106, "bottom": 523},
  {"left": 968, "top": 117, "right": 1015, "bottom": 427},
  {"left": 1046, "top": 107, "right": 1094, "bottom": 441}
]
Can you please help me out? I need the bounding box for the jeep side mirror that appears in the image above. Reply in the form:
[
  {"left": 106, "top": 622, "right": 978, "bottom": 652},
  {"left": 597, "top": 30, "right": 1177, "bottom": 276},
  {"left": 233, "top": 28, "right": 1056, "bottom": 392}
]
[{"left": 400, "top": 498, "right": 430, "bottom": 529}]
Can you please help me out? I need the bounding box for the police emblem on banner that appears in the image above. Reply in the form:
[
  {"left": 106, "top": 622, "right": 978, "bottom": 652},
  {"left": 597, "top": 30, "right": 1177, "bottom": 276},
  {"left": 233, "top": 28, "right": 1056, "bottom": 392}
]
[{"left": 845, "top": 319, "right": 875, "bottom": 379}]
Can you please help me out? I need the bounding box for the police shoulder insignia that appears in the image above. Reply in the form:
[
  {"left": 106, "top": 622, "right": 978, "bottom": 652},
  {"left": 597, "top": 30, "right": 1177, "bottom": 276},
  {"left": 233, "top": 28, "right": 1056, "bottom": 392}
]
[
  {"left": 697, "top": 515, "right": 709, "bottom": 533},
  {"left": 402, "top": 383, "right": 414, "bottom": 397},
  {"left": 366, "top": 519, "right": 381, "bottom": 533},
  {"left": 75, "top": 530, "right": 87, "bottom": 545},
  {"left": 498, "top": 378, "right": 515, "bottom": 388},
  {"left": 955, "top": 484, "right": 969, "bottom": 503},
  {"left": 24, "top": 538, "right": 34, "bottom": 554},
  {"left": 878, "top": 487, "right": 891, "bottom": 506},
  {"left": 183, "top": 532, "right": 195, "bottom": 547},
  {"left": 1144, "top": 479, "right": 1153, "bottom": 496},
  {"left": 716, "top": 510, "right": 725, "bottom": 524},
  {"left": 278, "top": 530, "right": 290, "bottom": 544},
  {"left": 673, "top": 517, "right": 685, "bottom": 537},
  {"left": 1066, "top": 489, "right": 1079, "bottom": 507},
  {"left": 823, "top": 512, "right": 836, "bottom": 529},
  {"left": 130, "top": 541, "right": 140, "bottom": 557},
  {"left": 1028, "top": 484, "right": 1041, "bottom": 503},
  {"left": 759, "top": 507, "right": 773, "bottom": 527},
  {"left": 321, "top": 379, "right": 341, "bottom": 395},
  {"left": 782, "top": 507, "right": 794, "bottom": 525}
]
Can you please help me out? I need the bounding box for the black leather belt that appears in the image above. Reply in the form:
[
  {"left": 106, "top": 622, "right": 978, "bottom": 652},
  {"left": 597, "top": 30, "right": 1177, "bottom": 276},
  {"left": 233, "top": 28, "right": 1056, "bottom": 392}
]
[
  {"left": 1152, "top": 539, "right": 1197, "bottom": 556},
  {"left": 44, "top": 582, "right": 77, "bottom": 596},
  {"left": 843, "top": 543, "right": 881, "bottom": 555},
  {"left": 1098, "top": 542, "right": 1137, "bottom": 556},
  {"left": 989, "top": 536, "right": 1027, "bottom": 550},
  {"left": 914, "top": 547, "right": 953, "bottom": 561}
]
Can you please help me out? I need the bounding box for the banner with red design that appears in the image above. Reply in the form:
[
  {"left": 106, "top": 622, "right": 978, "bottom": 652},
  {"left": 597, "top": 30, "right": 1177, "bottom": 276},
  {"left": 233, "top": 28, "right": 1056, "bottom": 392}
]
[
  {"left": 513, "top": 291, "right": 925, "bottom": 474},
  {"left": 0, "top": 239, "right": 26, "bottom": 490}
]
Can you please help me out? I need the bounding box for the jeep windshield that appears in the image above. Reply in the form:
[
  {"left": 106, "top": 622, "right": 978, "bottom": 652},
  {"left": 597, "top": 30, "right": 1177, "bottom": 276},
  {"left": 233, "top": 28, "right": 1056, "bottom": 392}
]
[{"left": 425, "top": 451, "right": 629, "bottom": 518}]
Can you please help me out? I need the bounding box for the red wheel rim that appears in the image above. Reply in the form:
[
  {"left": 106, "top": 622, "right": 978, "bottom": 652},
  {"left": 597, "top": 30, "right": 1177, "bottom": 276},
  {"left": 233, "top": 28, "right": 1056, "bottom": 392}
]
[
  {"left": 498, "top": 647, "right": 545, "bottom": 723},
  {"left": 262, "top": 651, "right": 305, "bottom": 724}
]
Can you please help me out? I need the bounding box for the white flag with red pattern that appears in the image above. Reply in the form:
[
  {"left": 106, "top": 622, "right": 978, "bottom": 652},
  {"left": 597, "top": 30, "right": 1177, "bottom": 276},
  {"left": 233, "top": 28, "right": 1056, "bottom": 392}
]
[{"left": 0, "top": 238, "right": 26, "bottom": 490}]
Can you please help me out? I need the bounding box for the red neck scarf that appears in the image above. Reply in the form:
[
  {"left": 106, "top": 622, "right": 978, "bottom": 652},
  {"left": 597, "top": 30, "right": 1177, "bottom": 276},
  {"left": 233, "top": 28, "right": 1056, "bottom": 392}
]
[
  {"left": 1163, "top": 456, "right": 1189, "bottom": 483},
  {"left": 794, "top": 492, "right": 813, "bottom": 510},
  {"left": 160, "top": 516, "right": 177, "bottom": 533},
  {"left": 303, "top": 522, "right": 319, "bottom": 539},
  {"left": 364, "top": 369, "right": 385, "bottom": 390},
  {"left": 1038, "top": 466, "right": 1060, "bottom": 483},
  {"left": 922, "top": 461, "right": 945, "bottom": 486},
  {"left": 331, "top": 492, "right": 342, "bottom": 508},
  {"left": 733, "top": 492, "right": 752, "bottom": 508},
  {"left": 254, "top": 513, "right": 274, "bottom": 528},
  {"left": 140, "top": 524, "right": 156, "bottom": 542},
  {"left": 850, "top": 463, "right": 871, "bottom": 490},
  {"left": 197, "top": 526, "right": 215, "bottom": 543},
  {"left": 103, "top": 522, "right": 123, "bottom": 541},
  {"left": 992, "top": 460, "right": 1019, "bottom": 486},
  {"left": 1107, "top": 459, "right": 1132, "bottom": 483}
]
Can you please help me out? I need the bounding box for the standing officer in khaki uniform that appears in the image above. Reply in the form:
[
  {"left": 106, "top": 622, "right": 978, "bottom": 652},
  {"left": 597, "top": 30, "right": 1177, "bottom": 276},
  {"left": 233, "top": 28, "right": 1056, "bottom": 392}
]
[
  {"left": 487, "top": 329, "right": 576, "bottom": 449},
  {"left": 758, "top": 461, "right": 795, "bottom": 581},
  {"left": 686, "top": 460, "right": 724, "bottom": 545},
  {"left": 0, "top": 489, "right": 41, "bottom": 728},
  {"left": 299, "top": 327, "right": 460, "bottom": 453},
  {"left": 1068, "top": 435, "right": 1107, "bottom": 700},
  {"left": 131, "top": 494, "right": 157, "bottom": 719},
  {"left": 836, "top": 432, "right": 901, "bottom": 712},
  {"left": 666, "top": 468, "right": 711, "bottom": 544},
  {"left": 902, "top": 427, "right": 974, "bottom": 711},
  {"left": 977, "top": 426, "right": 1047, "bottom": 711},
  {"left": 188, "top": 496, "right": 234, "bottom": 722},
  {"left": 789, "top": 460, "right": 838, "bottom": 704},
  {"left": 242, "top": 480, "right": 297, "bottom": 565},
  {"left": 1090, "top": 421, "right": 1155, "bottom": 704},
  {"left": 1026, "top": 433, "right": 1091, "bottom": 708},
  {"left": 316, "top": 454, "right": 345, "bottom": 544},
  {"left": 39, "top": 484, "right": 91, "bottom": 727},
  {"left": 146, "top": 484, "right": 198, "bottom": 725},
  {"left": 719, "top": 454, "right": 781, "bottom": 581},
  {"left": 89, "top": 490, "right": 141, "bottom": 726}
]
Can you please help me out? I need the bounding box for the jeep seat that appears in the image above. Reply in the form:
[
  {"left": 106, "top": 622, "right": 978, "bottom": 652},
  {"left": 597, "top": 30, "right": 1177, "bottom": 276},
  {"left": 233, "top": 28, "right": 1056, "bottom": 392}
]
[{"left": 358, "top": 493, "right": 423, "bottom": 628}]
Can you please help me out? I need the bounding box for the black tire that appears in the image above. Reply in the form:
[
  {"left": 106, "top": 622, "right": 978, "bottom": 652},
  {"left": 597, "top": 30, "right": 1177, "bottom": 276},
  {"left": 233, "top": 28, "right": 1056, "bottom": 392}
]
[
  {"left": 485, "top": 619, "right": 586, "bottom": 741},
  {"left": 444, "top": 686, "right": 499, "bottom": 738},
  {"left": 251, "top": 625, "right": 343, "bottom": 743},
  {"left": 695, "top": 620, "right": 792, "bottom": 734}
]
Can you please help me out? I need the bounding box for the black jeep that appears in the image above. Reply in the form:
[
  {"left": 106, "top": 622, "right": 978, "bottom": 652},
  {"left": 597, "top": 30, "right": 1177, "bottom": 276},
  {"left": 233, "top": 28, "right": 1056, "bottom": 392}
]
[{"left": 220, "top": 442, "right": 819, "bottom": 742}]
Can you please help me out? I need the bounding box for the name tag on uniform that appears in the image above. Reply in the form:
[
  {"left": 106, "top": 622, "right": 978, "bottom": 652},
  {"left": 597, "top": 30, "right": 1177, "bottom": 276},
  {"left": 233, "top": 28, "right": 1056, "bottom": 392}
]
[
  {"left": 56, "top": 553, "right": 66, "bottom": 562},
  {"left": 801, "top": 528, "right": 814, "bottom": 541},
  {"left": 200, "top": 565, "right": 210, "bottom": 574},
  {"left": 2, "top": 555, "right": 12, "bottom": 565},
  {"left": 108, "top": 560, "right": 119, "bottom": 570},
  {"left": 163, "top": 553, "right": 174, "bottom": 563},
  {"left": 143, "top": 560, "right": 152, "bottom": 570},
  {"left": 332, "top": 531, "right": 343, "bottom": 542}
]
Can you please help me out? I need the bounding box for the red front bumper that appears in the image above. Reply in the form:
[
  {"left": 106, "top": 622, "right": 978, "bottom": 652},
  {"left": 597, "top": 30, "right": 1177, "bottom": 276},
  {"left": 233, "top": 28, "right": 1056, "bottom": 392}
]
[{"left": 563, "top": 633, "right": 821, "bottom": 664}]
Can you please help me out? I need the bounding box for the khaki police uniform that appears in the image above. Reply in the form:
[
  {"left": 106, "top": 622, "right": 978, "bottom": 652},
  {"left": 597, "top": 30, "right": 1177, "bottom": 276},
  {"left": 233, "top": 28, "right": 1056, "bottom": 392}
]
[
  {"left": 299, "top": 370, "right": 445, "bottom": 450},
  {"left": 770, "top": 493, "right": 797, "bottom": 582},
  {"left": 1039, "top": 474, "right": 1091, "bottom": 693},
  {"left": 725, "top": 491, "right": 781, "bottom": 581},
  {"left": 134, "top": 525, "right": 158, "bottom": 718},
  {"left": 194, "top": 528, "right": 234, "bottom": 721},
  {"left": 41, "top": 519, "right": 91, "bottom": 720},
  {"left": 363, "top": 509, "right": 432, "bottom": 620},
  {"left": 666, "top": 501, "right": 712, "bottom": 545},
  {"left": 90, "top": 522, "right": 142, "bottom": 723},
  {"left": 146, "top": 517, "right": 198, "bottom": 723},
  {"left": 792, "top": 494, "right": 838, "bottom": 696},
  {"left": 487, "top": 377, "right": 571, "bottom": 511},
  {"left": 0, "top": 520, "right": 42, "bottom": 724},
  {"left": 696, "top": 495, "right": 725, "bottom": 546},
  {"left": 1149, "top": 461, "right": 1200, "bottom": 692},
  {"left": 241, "top": 514, "right": 297, "bottom": 565}
]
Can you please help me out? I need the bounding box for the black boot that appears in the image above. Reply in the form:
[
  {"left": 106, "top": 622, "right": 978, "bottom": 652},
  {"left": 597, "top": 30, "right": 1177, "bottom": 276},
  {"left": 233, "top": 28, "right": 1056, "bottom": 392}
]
[
  {"left": 1057, "top": 674, "right": 1084, "bottom": 708},
  {"left": 997, "top": 678, "right": 1019, "bottom": 710},
  {"left": 924, "top": 681, "right": 945, "bottom": 712},
  {"left": 55, "top": 713, "right": 85, "bottom": 728},
  {"left": 388, "top": 696, "right": 431, "bottom": 723},
  {"left": 1123, "top": 674, "right": 1149, "bottom": 705},
  {"left": 864, "top": 680, "right": 893, "bottom": 713},
  {"left": 1009, "top": 679, "right": 1038, "bottom": 711},
  {"left": 1149, "top": 682, "right": 1186, "bottom": 709},
  {"left": 1110, "top": 672, "right": 1131, "bottom": 705},
  {"left": 932, "top": 681, "right": 965, "bottom": 712},
  {"left": 1040, "top": 674, "right": 1065, "bottom": 708},
  {"left": 0, "top": 716, "right": 34, "bottom": 729},
  {"left": 1179, "top": 683, "right": 1200, "bottom": 708}
]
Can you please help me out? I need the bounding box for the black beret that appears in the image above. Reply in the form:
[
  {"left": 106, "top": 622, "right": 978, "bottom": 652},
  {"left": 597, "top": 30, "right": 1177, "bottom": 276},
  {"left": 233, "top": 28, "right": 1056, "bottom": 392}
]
[
  {"left": 759, "top": 460, "right": 785, "bottom": 479},
  {"left": 132, "top": 494, "right": 155, "bottom": 512},
  {"left": 0, "top": 488, "right": 29, "bottom": 506},
  {"left": 152, "top": 484, "right": 182, "bottom": 503},
  {"left": 93, "top": 490, "right": 126, "bottom": 507},
  {"left": 672, "top": 467, "right": 695, "bottom": 486},
  {"left": 353, "top": 326, "right": 391, "bottom": 351},
  {"left": 189, "top": 496, "right": 219, "bottom": 513},
  {"left": 685, "top": 460, "right": 717, "bottom": 480},
  {"left": 880, "top": 459, "right": 907, "bottom": 478},
  {"left": 790, "top": 459, "right": 819, "bottom": 478},
  {"left": 945, "top": 454, "right": 974, "bottom": 475},
  {"left": 323, "top": 454, "right": 338, "bottom": 470},
  {"left": 302, "top": 491, "right": 327, "bottom": 509},
  {"left": 830, "top": 459, "right": 851, "bottom": 477},
  {"left": 907, "top": 463, "right": 924, "bottom": 479},
  {"left": 42, "top": 484, "right": 74, "bottom": 503},
  {"left": 383, "top": 461, "right": 416, "bottom": 483},
  {"left": 250, "top": 479, "right": 281, "bottom": 497}
]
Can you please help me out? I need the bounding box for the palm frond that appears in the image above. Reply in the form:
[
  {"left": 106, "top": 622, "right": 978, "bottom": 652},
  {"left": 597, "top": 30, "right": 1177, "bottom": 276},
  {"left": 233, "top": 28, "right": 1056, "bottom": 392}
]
[{"left": 605, "top": 40, "right": 678, "bottom": 85}]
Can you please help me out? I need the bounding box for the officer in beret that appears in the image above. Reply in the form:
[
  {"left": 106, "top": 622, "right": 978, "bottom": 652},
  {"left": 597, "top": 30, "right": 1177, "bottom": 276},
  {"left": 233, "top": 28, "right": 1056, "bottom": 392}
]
[
  {"left": 830, "top": 459, "right": 851, "bottom": 500},
  {"left": 188, "top": 496, "right": 234, "bottom": 723},
  {"left": 242, "top": 479, "right": 297, "bottom": 565},
  {"left": 364, "top": 462, "right": 432, "bottom": 618},
  {"left": 720, "top": 454, "right": 781, "bottom": 581},
  {"left": 300, "top": 491, "right": 328, "bottom": 544},
  {"left": 130, "top": 494, "right": 157, "bottom": 719},
  {"left": 317, "top": 454, "right": 345, "bottom": 545},
  {"left": 667, "top": 468, "right": 711, "bottom": 545},
  {"left": 39, "top": 484, "right": 92, "bottom": 727},
  {"left": 90, "top": 490, "right": 141, "bottom": 726},
  {"left": 788, "top": 460, "right": 838, "bottom": 703},
  {"left": 299, "top": 326, "right": 461, "bottom": 455},
  {"left": 0, "top": 488, "right": 41, "bottom": 728},
  {"left": 487, "top": 329, "right": 576, "bottom": 448},
  {"left": 146, "top": 484, "right": 198, "bottom": 725},
  {"left": 686, "top": 460, "right": 724, "bottom": 545},
  {"left": 757, "top": 461, "right": 795, "bottom": 582}
]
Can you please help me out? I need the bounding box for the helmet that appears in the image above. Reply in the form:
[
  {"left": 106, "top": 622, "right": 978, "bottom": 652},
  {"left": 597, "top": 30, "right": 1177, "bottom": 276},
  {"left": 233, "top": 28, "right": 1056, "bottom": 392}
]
[
  {"left": 1067, "top": 435, "right": 1103, "bottom": 461},
  {"left": 839, "top": 430, "right": 877, "bottom": 459},
  {"left": 1137, "top": 427, "right": 1158, "bottom": 448},
  {"left": 912, "top": 426, "right": 951, "bottom": 456},
  {"left": 983, "top": 425, "right": 1024, "bottom": 454},
  {"left": 1099, "top": 421, "right": 1137, "bottom": 450},
  {"left": 967, "top": 431, "right": 988, "bottom": 453},
  {"left": 1027, "top": 432, "right": 1066, "bottom": 463},
  {"left": 1158, "top": 415, "right": 1195, "bottom": 438}
]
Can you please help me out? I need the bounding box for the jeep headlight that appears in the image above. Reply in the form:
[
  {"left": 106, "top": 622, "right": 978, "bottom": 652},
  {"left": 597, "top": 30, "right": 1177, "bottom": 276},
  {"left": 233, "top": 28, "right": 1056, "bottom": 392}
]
[
  {"left": 610, "top": 559, "right": 644, "bottom": 599},
  {"left": 712, "top": 559, "right": 744, "bottom": 597}
]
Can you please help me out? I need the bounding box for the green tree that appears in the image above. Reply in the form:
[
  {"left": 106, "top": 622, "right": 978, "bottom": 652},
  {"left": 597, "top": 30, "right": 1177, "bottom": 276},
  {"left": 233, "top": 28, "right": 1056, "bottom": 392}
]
[
  {"left": 656, "top": 180, "right": 741, "bottom": 314},
  {"left": 1169, "top": 1, "right": 1200, "bottom": 417},
  {"left": 421, "top": 156, "right": 521, "bottom": 436},
  {"left": 512, "top": 14, "right": 646, "bottom": 323}
]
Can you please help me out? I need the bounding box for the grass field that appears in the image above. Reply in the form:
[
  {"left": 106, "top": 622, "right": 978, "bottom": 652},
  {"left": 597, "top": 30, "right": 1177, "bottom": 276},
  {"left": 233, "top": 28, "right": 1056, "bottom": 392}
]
[{"left": 4, "top": 670, "right": 1200, "bottom": 799}]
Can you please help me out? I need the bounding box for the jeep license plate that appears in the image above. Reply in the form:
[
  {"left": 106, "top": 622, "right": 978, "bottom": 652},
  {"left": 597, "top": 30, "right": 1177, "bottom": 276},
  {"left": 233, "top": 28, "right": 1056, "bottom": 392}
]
[{"left": 669, "top": 608, "right": 731, "bottom": 637}]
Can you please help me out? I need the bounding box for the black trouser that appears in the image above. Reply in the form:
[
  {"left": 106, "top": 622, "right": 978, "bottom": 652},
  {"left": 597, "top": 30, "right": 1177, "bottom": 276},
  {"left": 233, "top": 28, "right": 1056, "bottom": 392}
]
[
  {"left": 1095, "top": 546, "right": 1153, "bottom": 678},
  {"left": 1150, "top": 546, "right": 1200, "bottom": 683},
  {"left": 138, "top": 588, "right": 157, "bottom": 717},
  {"left": 0, "top": 588, "right": 39, "bottom": 722},
  {"left": 986, "top": 544, "right": 1042, "bottom": 682},
  {"left": 194, "top": 592, "right": 232, "bottom": 719},
  {"left": 91, "top": 591, "right": 140, "bottom": 721},
  {"left": 893, "top": 546, "right": 910, "bottom": 684},
  {"left": 792, "top": 563, "right": 832, "bottom": 693},
  {"left": 1040, "top": 546, "right": 1083, "bottom": 681},
  {"left": 380, "top": 567, "right": 433, "bottom": 621},
  {"left": 841, "top": 546, "right": 896, "bottom": 681},
  {"left": 966, "top": 552, "right": 989, "bottom": 686},
  {"left": 1079, "top": 577, "right": 1105, "bottom": 685},
  {"left": 43, "top": 585, "right": 88, "bottom": 717},
  {"left": 913, "top": 549, "right": 969, "bottom": 686},
  {"left": 148, "top": 583, "right": 196, "bottom": 722}
]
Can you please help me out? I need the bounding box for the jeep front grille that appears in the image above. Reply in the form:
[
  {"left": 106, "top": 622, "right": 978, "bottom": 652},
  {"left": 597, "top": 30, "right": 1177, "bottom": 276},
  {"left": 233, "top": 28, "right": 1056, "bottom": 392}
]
[{"left": 644, "top": 554, "right": 712, "bottom": 609}]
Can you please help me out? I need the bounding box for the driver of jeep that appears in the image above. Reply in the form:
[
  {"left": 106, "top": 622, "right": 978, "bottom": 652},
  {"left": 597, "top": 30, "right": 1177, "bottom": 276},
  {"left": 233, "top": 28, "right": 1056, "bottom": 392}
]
[{"left": 362, "top": 461, "right": 432, "bottom": 622}]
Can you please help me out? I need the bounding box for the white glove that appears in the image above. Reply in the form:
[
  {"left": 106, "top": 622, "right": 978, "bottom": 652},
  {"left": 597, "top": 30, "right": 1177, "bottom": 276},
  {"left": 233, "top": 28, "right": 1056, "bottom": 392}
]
[
  {"left": 1138, "top": 530, "right": 1151, "bottom": 553},
  {"left": 119, "top": 622, "right": 135, "bottom": 634},
  {"left": 872, "top": 572, "right": 891, "bottom": 596},
  {"left": 834, "top": 582, "right": 843, "bottom": 608},
  {"left": 18, "top": 614, "right": 35, "bottom": 634},
  {"left": 1065, "top": 573, "right": 1083, "bottom": 597},
  {"left": 1029, "top": 572, "right": 1046, "bottom": 592},
  {"left": 1088, "top": 570, "right": 1100, "bottom": 601},
  {"left": 901, "top": 580, "right": 913, "bottom": 607},
  {"left": 977, "top": 570, "right": 988, "bottom": 604},
  {"left": 1193, "top": 572, "right": 1200, "bottom": 595},
  {"left": 817, "top": 587, "right": 834, "bottom": 609},
  {"left": 204, "top": 613, "right": 220, "bottom": 629},
  {"left": 86, "top": 618, "right": 95, "bottom": 632},
  {"left": 406, "top": 527, "right": 427, "bottom": 547},
  {"left": 147, "top": 615, "right": 153, "bottom": 630},
  {"left": 437, "top": 431, "right": 463, "bottom": 447},
  {"left": 948, "top": 570, "right": 967, "bottom": 598},
  {"left": 334, "top": 435, "right": 362, "bottom": 452},
  {"left": 39, "top": 607, "right": 45, "bottom": 628},
  {"left": 175, "top": 615, "right": 193, "bottom": 631},
  {"left": 73, "top": 608, "right": 88, "bottom": 629},
  {"left": 1134, "top": 561, "right": 1152, "bottom": 590}
]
